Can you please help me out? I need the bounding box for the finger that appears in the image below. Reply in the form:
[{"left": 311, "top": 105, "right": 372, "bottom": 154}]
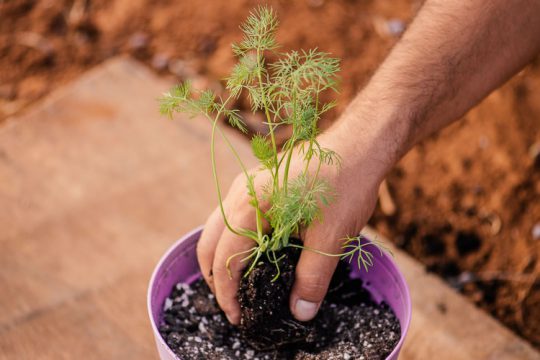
[
  {"left": 196, "top": 207, "right": 225, "bottom": 293},
  {"left": 212, "top": 217, "right": 258, "bottom": 325},
  {"left": 290, "top": 227, "right": 341, "bottom": 322}
]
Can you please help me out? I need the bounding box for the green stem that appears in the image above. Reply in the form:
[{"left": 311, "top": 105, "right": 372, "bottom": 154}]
[
  {"left": 302, "top": 84, "right": 321, "bottom": 178},
  {"left": 244, "top": 248, "right": 264, "bottom": 277},
  {"left": 282, "top": 144, "right": 295, "bottom": 194},
  {"left": 214, "top": 123, "right": 264, "bottom": 243},
  {"left": 256, "top": 47, "right": 280, "bottom": 191},
  {"left": 225, "top": 246, "right": 258, "bottom": 278},
  {"left": 282, "top": 89, "right": 297, "bottom": 195},
  {"left": 212, "top": 96, "right": 249, "bottom": 174},
  {"left": 287, "top": 243, "right": 345, "bottom": 257},
  {"left": 210, "top": 117, "right": 242, "bottom": 237},
  {"left": 254, "top": 207, "right": 264, "bottom": 242},
  {"left": 310, "top": 150, "right": 323, "bottom": 189},
  {"left": 205, "top": 95, "right": 265, "bottom": 244}
]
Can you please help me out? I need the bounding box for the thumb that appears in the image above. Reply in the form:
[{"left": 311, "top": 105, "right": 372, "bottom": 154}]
[{"left": 289, "top": 230, "right": 341, "bottom": 322}]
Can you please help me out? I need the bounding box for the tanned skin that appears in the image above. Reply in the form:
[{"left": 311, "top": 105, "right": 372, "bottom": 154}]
[{"left": 196, "top": 0, "right": 540, "bottom": 324}]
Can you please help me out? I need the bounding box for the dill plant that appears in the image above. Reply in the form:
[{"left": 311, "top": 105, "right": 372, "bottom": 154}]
[{"left": 160, "top": 6, "right": 388, "bottom": 280}]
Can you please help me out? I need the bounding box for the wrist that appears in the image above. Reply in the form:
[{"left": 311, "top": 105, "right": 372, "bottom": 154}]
[{"left": 320, "top": 94, "right": 412, "bottom": 184}]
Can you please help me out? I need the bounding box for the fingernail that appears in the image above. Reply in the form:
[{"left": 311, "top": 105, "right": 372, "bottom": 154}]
[{"left": 294, "top": 299, "right": 319, "bottom": 321}]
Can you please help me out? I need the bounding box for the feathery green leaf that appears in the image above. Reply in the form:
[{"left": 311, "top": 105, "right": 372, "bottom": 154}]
[
  {"left": 232, "top": 6, "right": 279, "bottom": 55},
  {"left": 251, "top": 134, "right": 274, "bottom": 168},
  {"left": 159, "top": 6, "right": 350, "bottom": 280},
  {"left": 158, "top": 82, "right": 192, "bottom": 118},
  {"left": 222, "top": 108, "right": 247, "bottom": 133}
]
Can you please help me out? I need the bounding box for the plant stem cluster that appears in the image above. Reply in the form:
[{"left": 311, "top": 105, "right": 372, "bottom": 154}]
[{"left": 160, "top": 6, "right": 386, "bottom": 279}]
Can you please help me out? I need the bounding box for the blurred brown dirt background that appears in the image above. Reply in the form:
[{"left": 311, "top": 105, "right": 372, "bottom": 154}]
[{"left": 1, "top": 0, "right": 539, "bottom": 349}]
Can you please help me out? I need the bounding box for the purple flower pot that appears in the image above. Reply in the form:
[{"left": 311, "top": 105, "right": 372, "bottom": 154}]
[{"left": 147, "top": 227, "right": 412, "bottom": 359}]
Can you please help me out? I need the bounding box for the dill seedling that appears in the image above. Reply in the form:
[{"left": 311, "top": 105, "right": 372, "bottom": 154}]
[{"left": 160, "top": 6, "right": 387, "bottom": 279}]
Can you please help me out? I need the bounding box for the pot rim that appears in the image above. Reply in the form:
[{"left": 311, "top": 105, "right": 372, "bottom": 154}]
[
  {"left": 147, "top": 226, "right": 204, "bottom": 359},
  {"left": 378, "top": 241, "right": 412, "bottom": 359},
  {"left": 147, "top": 226, "right": 411, "bottom": 359}
]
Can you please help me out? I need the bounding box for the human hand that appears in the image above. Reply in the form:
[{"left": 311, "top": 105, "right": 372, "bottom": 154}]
[{"left": 196, "top": 118, "right": 392, "bottom": 325}]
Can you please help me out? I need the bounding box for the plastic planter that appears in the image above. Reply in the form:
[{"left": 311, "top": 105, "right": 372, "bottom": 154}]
[{"left": 148, "top": 227, "right": 412, "bottom": 359}]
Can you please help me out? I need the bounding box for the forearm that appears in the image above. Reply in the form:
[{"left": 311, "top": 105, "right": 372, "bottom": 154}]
[{"left": 328, "top": 0, "right": 540, "bottom": 177}]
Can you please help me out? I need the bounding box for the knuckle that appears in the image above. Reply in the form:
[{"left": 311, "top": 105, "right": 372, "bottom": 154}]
[
  {"left": 210, "top": 207, "right": 224, "bottom": 224},
  {"left": 231, "top": 175, "right": 246, "bottom": 190},
  {"left": 213, "top": 257, "right": 243, "bottom": 280},
  {"left": 227, "top": 204, "right": 255, "bottom": 228},
  {"left": 295, "top": 273, "right": 329, "bottom": 301},
  {"left": 196, "top": 238, "right": 211, "bottom": 255},
  {"left": 196, "top": 246, "right": 214, "bottom": 271},
  {"left": 211, "top": 262, "right": 229, "bottom": 278}
]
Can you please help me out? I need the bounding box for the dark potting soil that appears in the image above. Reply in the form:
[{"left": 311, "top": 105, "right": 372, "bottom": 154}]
[{"left": 159, "top": 250, "right": 400, "bottom": 360}]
